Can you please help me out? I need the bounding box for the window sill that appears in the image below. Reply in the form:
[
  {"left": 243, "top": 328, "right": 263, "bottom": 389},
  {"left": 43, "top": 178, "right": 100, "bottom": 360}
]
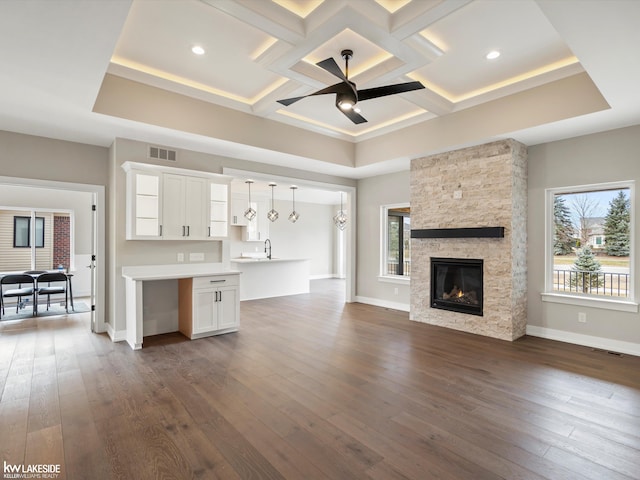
[
  {"left": 541, "top": 292, "right": 638, "bottom": 312},
  {"left": 378, "top": 275, "right": 410, "bottom": 285}
]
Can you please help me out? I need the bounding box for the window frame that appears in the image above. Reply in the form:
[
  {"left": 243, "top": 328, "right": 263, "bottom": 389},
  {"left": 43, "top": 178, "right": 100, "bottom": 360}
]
[
  {"left": 379, "top": 203, "right": 410, "bottom": 284},
  {"left": 13, "top": 215, "right": 45, "bottom": 248},
  {"left": 542, "top": 180, "right": 637, "bottom": 312}
]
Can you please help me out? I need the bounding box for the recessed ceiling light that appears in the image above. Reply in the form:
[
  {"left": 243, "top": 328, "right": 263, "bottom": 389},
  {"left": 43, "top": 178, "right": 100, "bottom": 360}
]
[
  {"left": 486, "top": 50, "right": 501, "bottom": 60},
  {"left": 191, "top": 45, "right": 205, "bottom": 55}
]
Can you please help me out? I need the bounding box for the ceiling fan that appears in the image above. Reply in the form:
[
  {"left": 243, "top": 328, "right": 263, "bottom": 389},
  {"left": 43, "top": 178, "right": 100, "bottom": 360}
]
[{"left": 277, "top": 49, "right": 425, "bottom": 124}]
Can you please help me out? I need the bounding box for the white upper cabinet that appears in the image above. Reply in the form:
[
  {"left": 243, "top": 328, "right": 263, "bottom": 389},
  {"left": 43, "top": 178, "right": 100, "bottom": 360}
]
[
  {"left": 124, "top": 168, "right": 162, "bottom": 239},
  {"left": 209, "top": 183, "right": 228, "bottom": 238},
  {"left": 231, "top": 194, "right": 269, "bottom": 241},
  {"left": 230, "top": 194, "right": 248, "bottom": 226},
  {"left": 122, "top": 162, "right": 231, "bottom": 241},
  {"left": 244, "top": 198, "right": 270, "bottom": 242},
  {"left": 162, "top": 174, "right": 208, "bottom": 239}
]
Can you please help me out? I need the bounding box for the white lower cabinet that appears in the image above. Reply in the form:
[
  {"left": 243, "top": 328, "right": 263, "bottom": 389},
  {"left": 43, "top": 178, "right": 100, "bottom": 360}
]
[{"left": 178, "top": 274, "right": 239, "bottom": 339}]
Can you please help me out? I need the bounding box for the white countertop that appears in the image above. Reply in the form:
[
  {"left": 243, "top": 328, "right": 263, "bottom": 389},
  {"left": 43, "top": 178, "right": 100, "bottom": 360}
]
[
  {"left": 122, "top": 263, "right": 240, "bottom": 281},
  {"left": 230, "top": 257, "right": 309, "bottom": 264}
]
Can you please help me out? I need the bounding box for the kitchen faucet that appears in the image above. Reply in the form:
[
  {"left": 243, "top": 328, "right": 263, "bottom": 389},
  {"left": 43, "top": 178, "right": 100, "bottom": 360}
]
[{"left": 264, "top": 238, "right": 271, "bottom": 260}]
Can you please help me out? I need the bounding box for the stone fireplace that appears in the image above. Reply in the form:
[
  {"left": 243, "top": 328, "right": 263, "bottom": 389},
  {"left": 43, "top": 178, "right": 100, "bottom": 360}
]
[{"left": 410, "top": 139, "right": 527, "bottom": 341}]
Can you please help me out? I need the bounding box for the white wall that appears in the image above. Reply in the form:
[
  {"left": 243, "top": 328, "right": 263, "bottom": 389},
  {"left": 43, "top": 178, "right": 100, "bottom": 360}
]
[
  {"left": 356, "top": 170, "right": 410, "bottom": 310},
  {"left": 528, "top": 125, "right": 640, "bottom": 353}
]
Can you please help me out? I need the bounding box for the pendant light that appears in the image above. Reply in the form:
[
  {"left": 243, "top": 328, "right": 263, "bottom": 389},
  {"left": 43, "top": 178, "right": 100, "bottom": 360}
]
[
  {"left": 333, "top": 192, "right": 347, "bottom": 230},
  {"left": 267, "top": 182, "right": 279, "bottom": 222},
  {"left": 244, "top": 180, "right": 256, "bottom": 220},
  {"left": 288, "top": 186, "right": 300, "bottom": 223}
]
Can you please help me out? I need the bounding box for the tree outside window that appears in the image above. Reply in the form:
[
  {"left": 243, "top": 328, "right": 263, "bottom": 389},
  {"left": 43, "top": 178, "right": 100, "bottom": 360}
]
[{"left": 550, "top": 186, "right": 631, "bottom": 298}]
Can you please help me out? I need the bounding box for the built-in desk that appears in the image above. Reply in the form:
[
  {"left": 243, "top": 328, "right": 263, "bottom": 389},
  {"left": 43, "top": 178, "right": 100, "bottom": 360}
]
[{"left": 121, "top": 263, "right": 240, "bottom": 350}]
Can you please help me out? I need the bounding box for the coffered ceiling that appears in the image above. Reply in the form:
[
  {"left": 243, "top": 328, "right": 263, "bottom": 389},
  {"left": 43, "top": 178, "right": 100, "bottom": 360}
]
[
  {"left": 0, "top": 0, "right": 639, "bottom": 178},
  {"left": 108, "top": 0, "right": 581, "bottom": 140}
]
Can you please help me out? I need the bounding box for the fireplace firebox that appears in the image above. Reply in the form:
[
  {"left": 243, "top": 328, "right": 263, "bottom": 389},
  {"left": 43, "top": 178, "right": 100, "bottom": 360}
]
[{"left": 431, "top": 258, "right": 483, "bottom": 316}]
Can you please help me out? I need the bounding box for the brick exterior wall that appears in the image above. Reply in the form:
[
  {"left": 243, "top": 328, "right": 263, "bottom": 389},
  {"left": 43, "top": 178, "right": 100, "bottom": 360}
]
[
  {"left": 410, "top": 139, "right": 528, "bottom": 341},
  {"left": 53, "top": 215, "right": 70, "bottom": 271}
]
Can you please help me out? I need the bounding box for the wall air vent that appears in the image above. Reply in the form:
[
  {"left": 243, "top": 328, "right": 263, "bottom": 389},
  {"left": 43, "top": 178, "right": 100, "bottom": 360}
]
[{"left": 148, "top": 145, "right": 177, "bottom": 161}]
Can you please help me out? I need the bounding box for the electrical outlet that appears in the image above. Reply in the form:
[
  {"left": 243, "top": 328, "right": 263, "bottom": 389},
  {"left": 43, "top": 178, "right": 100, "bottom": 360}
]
[
  {"left": 189, "top": 252, "right": 205, "bottom": 262},
  {"left": 394, "top": 287, "right": 399, "bottom": 295},
  {"left": 177, "top": 253, "right": 184, "bottom": 262},
  {"left": 578, "top": 312, "right": 587, "bottom": 323},
  {"left": 453, "top": 190, "right": 463, "bottom": 199}
]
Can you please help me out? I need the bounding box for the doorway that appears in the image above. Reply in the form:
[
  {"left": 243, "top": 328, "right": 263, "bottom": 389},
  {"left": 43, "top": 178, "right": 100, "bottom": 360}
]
[{"left": 0, "top": 176, "right": 105, "bottom": 333}]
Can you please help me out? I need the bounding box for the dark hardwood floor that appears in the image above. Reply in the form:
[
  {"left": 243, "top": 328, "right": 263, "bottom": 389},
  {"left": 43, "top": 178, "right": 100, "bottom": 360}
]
[{"left": 1, "top": 279, "right": 639, "bottom": 479}]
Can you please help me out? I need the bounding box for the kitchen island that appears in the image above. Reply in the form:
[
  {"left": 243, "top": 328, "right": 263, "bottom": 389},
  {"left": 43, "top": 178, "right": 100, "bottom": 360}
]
[{"left": 230, "top": 257, "right": 309, "bottom": 300}]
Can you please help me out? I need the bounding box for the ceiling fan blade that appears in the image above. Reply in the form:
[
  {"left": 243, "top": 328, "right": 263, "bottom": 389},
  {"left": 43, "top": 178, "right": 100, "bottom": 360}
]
[
  {"left": 277, "top": 83, "right": 347, "bottom": 107},
  {"left": 339, "top": 107, "right": 367, "bottom": 124},
  {"left": 357, "top": 81, "right": 425, "bottom": 102},
  {"left": 277, "top": 96, "right": 306, "bottom": 106},
  {"left": 316, "top": 57, "right": 350, "bottom": 84}
]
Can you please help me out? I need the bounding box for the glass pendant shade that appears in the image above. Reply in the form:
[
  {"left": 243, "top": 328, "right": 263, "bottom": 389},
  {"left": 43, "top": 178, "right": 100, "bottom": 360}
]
[
  {"left": 288, "top": 186, "right": 299, "bottom": 223},
  {"left": 333, "top": 192, "right": 347, "bottom": 230},
  {"left": 267, "top": 183, "right": 279, "bottom": 222},
  {"left": 244, "top": 180, "right": 256, "bottom": 220}
]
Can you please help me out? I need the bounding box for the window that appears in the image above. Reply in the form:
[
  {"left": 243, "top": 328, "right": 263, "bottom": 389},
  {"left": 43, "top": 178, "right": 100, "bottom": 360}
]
[
  {"left": 13, "top": 216, "right": 44, "bottom": 248},
  {"left": 545, "top": 182, "right": 634, "bottom": 309},
  {"left": 380, "top": 204, "right": 410, "bottom": 280}
]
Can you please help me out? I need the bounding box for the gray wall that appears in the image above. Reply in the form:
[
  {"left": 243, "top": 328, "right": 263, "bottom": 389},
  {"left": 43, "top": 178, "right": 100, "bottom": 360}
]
[
  {"left": 0, "top": 130, "right": 108, "bottom": 186},
  {"left": 528, "top": 125, "right": 640, "bottom": 346},
  {"left": 356, "top": 170, "right": 410, "bottom": 309}
]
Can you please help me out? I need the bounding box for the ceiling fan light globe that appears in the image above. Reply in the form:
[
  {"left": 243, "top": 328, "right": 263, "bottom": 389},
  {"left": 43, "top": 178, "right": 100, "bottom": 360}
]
[{"left": 339, "top": 101, "right": 353, "bottom": 110}]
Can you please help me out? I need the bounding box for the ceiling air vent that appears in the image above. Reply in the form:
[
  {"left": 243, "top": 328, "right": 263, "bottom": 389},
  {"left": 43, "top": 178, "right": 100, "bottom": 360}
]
[{"left": 148, "top": 145, "right": 177, "bottom": 161}]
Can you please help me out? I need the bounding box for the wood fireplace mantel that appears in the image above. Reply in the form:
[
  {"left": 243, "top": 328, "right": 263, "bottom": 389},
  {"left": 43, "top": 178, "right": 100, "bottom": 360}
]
[{"left": 411, "top": 227, "right": 505, "bottom": 239}]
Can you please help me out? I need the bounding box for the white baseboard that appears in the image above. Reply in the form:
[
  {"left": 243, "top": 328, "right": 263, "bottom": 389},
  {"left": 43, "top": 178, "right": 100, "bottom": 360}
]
[
  {"left": 526, "top": 325, "right": 640, "bottom": 357},
  {"left": 309, "top": 274, "right": 341, "bottom": 280},
  {"left": 106, "top": 323, "right": 127, "bottom": 343},
  {"left": 354, "top": 296, "right": 410, "bottom": 312}
]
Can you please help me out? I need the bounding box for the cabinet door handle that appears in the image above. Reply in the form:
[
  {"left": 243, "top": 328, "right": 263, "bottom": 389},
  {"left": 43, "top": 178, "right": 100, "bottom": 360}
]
[
  {"left": 233, "top": 215, "right": 237, "bottom": 224},
  {"left": 208, "top": 226, "right": 211, "bottom": 237},
  {"left": 159, "top": 225, "right": 163, "bottom": 236},
  {"left": 182, "top": 225, "right": 185, "bottom": 236},
  {"left": 187, "top": 225, "right": 190, "bottom": 236},
  {"left": 209, "top": 279, "right": 226, "bottom": 283},
  {"left": 218, "top": 291, "right": 222, "bottom": 302}
]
